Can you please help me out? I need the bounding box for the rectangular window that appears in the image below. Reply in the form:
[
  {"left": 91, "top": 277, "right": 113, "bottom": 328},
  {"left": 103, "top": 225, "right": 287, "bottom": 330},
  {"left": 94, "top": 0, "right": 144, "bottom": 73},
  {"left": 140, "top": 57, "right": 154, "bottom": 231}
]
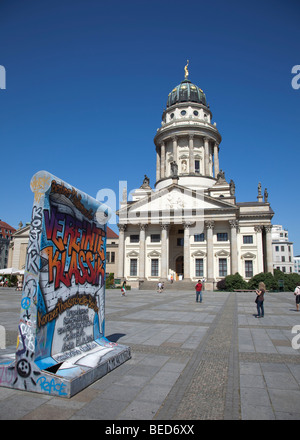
[
  {"left": 195, "top": 160, "right": 200, "bottom": 173},
  {"left": 281, "top": 245, "right": 285, "bottom": 252},
  {"left": 219, "top": 258, "right": 227, "bottom": 277},
  {"left": 106, "top": 252, "right": 110, "bottom": 263},
  {"left": 177, "top": 238, "right": 184, "bottom": 246},
  {"left": 130, "top": 259, "right": 137, "bottom": 276},
  {"left": 194, "top": 233, "right": 205, "bottom": 242},
  {"left": 275, "top": 246, "right": 279, "bottom": 252},
  {"left": 111, "top": 252, "right": 115, "bottom": 263},
  {"left": 217, "top": 233, "right": 228, "bottom": 241},
  {"left": 195, "top": 259, "right": 204, "bottom": 277},
  {"left": 151, "top": 259, "right": 159, "bottom": 276},
  {"left": 245, "top": 260, "right": 253, "bottom": 278},
  {"left": 130, "top": 235, "right": 139, "bottom": 243},
  {"left": 243, "top": 235, "right": 253, "bottom": 244},
  {"left": 151, "top": 234, "right": 160, "bottom": 242}
]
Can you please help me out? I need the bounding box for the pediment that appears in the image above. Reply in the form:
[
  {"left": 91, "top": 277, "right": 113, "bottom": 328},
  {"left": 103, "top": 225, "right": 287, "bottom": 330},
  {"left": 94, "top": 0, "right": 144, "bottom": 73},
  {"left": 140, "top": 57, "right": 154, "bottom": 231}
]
[
  {"left": 147, "top": 250, "right": 161, "bottom": 257},
  {"left": 191, "top": 250, "right": 207, "bottom": 257},
  {"left": 118, "top": 183, "right": 237, "bottom": 222},
  {"left": 215, "top": 249, "right": 230, "bottom": 257},
  {"left": 241, "top": 252, "right": 256, "bottom": 259},
  {"left": 12, "top": 225, "right": 30, "bottom": 238},
  {"left": 126, "top": 250, "right": 139, "bottom": 257}
]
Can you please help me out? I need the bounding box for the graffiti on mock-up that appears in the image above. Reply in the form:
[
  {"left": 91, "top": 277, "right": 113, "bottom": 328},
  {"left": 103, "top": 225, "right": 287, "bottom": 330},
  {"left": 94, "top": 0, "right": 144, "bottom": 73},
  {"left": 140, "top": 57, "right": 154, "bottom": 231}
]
[
  {"left": 42, "top": 205, "right": 105, "bottom": 290},
  {"left": 37, "top": 293, "right": 99, "bottom": 327}
]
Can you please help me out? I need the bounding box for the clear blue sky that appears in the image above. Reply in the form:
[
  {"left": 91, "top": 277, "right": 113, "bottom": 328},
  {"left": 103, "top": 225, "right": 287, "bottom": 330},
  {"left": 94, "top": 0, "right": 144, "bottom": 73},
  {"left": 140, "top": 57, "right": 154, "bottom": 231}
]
[{"left": 0, "top": 0, "right": 300, "bottom": 253}]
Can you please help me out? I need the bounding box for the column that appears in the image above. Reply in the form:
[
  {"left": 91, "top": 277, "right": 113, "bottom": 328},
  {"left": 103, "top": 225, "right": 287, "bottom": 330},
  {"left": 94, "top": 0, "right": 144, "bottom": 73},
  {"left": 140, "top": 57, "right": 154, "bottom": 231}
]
[
  {"left": 229, "top": 220, "right": 239, "bottom": 274},
  {"left": 264, "top": 225, "right": 273, "bottom": 273},
  {"left": 172, "top": 135, "right": 177, "bottom": 164},
  {"left": 139, "top": 224, "right": 147, "bottom": 279},
  {"left": 184, "top": 222, "right": 191, "bottom": 279},
  {"left": 254, "top": 225, "right": 264, "bottom": 273},
  {"left": 189, "top": 134, "right": 194, "bottom": 174},
  {"left": 204, "top": 137, "right": 210, "bottom": 176},
  {"left": 205, "top": 220, "right": 214, "bottom": 287},
  {"left": 117, "top": 224, "right": 126, "bottom": 278},
  {"left": 160, "top": 142, "right": 165, "bottom": 179},
  {"left": 214, "top": 142, "right": 219, "bottom": 177},
  {"left": 161, "top": 224, "right": 169, "bottom": 279},
  {"left": 156, "top": 148, "right": 160, "bottom": 182}
]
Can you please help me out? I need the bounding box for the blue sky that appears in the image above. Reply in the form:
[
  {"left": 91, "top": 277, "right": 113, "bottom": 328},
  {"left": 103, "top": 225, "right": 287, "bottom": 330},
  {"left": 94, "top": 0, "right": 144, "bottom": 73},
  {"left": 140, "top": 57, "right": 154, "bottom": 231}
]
[{"left": 0, "top": 0, "right": 300, "bottom": 253}]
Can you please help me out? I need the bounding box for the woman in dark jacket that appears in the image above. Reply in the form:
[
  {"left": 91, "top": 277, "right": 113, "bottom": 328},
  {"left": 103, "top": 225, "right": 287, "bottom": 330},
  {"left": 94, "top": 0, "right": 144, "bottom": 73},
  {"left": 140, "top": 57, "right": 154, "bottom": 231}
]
[{"left": 255, "top": 288, "right": 265, "bottom": 318}]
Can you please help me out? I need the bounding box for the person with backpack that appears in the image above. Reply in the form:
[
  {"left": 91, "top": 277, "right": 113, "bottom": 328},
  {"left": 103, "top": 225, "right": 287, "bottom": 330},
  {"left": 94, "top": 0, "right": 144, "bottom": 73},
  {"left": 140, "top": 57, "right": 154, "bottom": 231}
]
[
  {"left": 195, "top": 280, "right": 203, "bottom": 303},
  {"left": 294, "top": 285, "right": 300, "bottom": 311}
]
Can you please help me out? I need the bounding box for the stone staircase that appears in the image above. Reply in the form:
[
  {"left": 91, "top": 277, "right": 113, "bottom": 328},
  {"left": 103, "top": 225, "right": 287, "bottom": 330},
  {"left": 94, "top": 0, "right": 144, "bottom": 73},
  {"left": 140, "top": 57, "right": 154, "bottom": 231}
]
[{"left": 139, "top": 280, "right": 196, "bottom": 291}]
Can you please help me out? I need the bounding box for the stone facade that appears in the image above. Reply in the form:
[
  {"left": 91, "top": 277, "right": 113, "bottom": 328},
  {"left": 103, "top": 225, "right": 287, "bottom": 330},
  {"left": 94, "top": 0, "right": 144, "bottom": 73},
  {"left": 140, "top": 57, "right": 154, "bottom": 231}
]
[{"left": 117, "top": 72, "right": 274, "bottom": 290}]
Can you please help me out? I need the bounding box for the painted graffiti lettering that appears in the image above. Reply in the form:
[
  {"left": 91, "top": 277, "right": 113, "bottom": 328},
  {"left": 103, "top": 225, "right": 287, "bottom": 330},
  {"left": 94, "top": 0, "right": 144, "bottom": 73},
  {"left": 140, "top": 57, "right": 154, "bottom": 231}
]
[
  {"left": 51, "top": 180, "right": 94, "bottom": 220},
  {"left": 37, "top": 293, "right": 99, "bottom": 327},
  {"left": 43, "top": 206, "right": 105, "bottom": 290},
  {"left": 0, "top": 364, "right": 17, "bottom": 385},
  {"left": 27, "top": 206, "right": 42, "bottom": 274},
  {"left": 57, "top": 309, "right": 94, "bottom": 351},
  {"left": 54, "top": 341, "right": 98, "bottom": 362},
  {"left": 36, "top": 376, "right": 67, "bottom": 396}
]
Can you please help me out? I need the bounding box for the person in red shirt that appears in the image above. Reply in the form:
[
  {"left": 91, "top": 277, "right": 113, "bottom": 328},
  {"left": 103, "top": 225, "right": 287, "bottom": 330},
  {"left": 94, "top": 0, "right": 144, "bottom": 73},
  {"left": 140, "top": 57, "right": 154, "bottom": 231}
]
[{"left": 195, "top": 280, "right": 203, "bottom": 303}]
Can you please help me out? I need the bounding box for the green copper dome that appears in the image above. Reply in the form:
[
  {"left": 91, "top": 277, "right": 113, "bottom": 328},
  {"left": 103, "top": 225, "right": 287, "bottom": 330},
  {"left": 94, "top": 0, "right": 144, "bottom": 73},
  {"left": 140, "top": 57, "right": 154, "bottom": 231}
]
[{"left": 167, "top": 79, "right": 207, "bottom": 108}]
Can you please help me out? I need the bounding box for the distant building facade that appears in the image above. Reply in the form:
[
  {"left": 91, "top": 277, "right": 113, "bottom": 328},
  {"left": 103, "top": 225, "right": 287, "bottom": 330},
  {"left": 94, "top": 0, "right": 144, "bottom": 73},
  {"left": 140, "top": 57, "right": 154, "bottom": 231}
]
[
  {"left": 106, "top": 227, "right": 119, "bottom": 277},
  {"left": 272, "top": 224, "right": 294, "bottom": 273},
  {"left": 294, "top": 255, "right": 300, "bottom": 274},
  {"left": 0, "top": 220, "right": 16, "bottom": 269}
]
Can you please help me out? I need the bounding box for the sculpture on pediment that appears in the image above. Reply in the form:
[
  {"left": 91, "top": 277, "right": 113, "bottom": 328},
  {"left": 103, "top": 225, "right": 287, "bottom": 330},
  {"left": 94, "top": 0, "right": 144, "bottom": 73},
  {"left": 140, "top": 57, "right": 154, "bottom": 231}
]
[
  {"left": 229, "top": 179, "right": 235, "bottom": 196},
  {"left": 264, "top": 188, "right": 268, "bottom": 202},
  {"left": 141, "top": 175, "right": 150, "bottom": 188},
  {"left": 170, "top": 161, "right": 178, "bottom": 177},
  {"left": 216, "top": 169, "right": 226, "bottom": 183}
]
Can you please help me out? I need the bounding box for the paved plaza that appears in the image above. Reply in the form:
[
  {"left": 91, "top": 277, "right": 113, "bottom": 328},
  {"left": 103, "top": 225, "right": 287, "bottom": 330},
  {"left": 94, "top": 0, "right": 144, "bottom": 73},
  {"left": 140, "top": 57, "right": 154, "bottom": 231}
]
[{"left": 0, "top": 286, "right": 300, "bottom": 420}]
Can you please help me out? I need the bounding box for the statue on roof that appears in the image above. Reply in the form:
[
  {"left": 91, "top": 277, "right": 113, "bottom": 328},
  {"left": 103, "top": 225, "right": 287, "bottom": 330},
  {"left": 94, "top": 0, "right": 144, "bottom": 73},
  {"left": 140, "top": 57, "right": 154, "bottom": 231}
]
[
  {"left": 140, "top": 175, "right": 150, "bottom": 189},
  {"left": 170, "top": 161, "right": 178, "bottom": 177},
  {"left": 184, "top": 60, "right": 189, "bottom": 79}
]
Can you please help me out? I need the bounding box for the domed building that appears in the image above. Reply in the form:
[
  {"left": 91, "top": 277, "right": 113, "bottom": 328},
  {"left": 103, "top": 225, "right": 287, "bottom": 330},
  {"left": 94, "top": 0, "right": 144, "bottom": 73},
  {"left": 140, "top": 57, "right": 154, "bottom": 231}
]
[{"left": 117, "top": 64, "right": 274, "bottom": 290}]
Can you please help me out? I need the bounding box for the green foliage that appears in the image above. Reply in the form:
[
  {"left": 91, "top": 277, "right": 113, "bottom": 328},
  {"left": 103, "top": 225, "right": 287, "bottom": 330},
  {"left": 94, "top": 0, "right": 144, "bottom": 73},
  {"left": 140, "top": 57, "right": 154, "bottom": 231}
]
[
  {"left": 217, "top": 273, "right": 248, "bottom": 291},
  {"left": 217, "top": 270, "right": 300, "bottom": 292},
  {"left": 105, "top": 273, "right": 115, "bottom": 289},
  {"left": 216, "top": 278, "right": 226, "bottom": 291},
  {"left": 247, "top": 272, "right": 277, "bottom": 291},
  {"left": 224, "top": 273, "right": 248, "bottom": 291}
]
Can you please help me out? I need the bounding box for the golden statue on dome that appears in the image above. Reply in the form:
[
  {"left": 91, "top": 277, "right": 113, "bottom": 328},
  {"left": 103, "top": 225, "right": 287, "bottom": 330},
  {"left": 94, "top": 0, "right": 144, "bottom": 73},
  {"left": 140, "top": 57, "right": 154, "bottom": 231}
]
[{"left": 184, "top": 60, "right": 189, "bottom": 79}]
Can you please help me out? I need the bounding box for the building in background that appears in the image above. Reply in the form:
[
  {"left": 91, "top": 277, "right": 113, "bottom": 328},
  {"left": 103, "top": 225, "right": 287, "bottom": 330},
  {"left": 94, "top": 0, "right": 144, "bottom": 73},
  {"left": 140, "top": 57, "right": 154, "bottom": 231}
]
[
  {"left": 117, "top": 66, "right": 275, "bottom": 290},
  {"left": 7, "top": 223, "right": 30, "bottom": 270},
  {"left": 272, "top": 224, "right": 294, "bottom": 273},
  {"left": 0, "top": 220, "right": 16, "bottom": 269},
  {"left": 106, "top": 227, "right": 119, "bottom": 278},
  {"left": 294, "top": 255, "right": 300, "bottom": 274}
]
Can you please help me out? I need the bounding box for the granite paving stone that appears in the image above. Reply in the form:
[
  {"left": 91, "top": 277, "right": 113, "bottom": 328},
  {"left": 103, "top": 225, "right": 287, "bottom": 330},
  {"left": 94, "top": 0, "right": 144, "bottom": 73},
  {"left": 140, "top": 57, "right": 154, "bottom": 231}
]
[{"left": 0, "top": 287, "right": 299, "bottom": 420}]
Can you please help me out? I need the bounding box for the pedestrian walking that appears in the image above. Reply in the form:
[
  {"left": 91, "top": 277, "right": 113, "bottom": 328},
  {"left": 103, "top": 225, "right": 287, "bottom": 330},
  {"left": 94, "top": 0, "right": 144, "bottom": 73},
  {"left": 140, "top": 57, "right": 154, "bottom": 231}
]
[
  {"left": 121, "top": 280, "right": 127, "bottom": 296},
  {"left": 195, "top": 280, "right": 203, "bottom": 303},
  {"left": 294, "top": 285, "right": 300, "bottom": 311},
  {"left": 255, "top": 288, "right": 265, "bottom": 318},
  {"left": 157, "top": 281, "right": 162, "bottom": 293}
]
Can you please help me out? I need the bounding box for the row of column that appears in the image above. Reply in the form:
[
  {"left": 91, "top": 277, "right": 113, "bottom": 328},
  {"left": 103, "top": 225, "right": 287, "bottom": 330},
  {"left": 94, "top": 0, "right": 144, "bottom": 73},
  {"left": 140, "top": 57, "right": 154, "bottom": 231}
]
[
  {"left": 156, "top": 135, "right": 220, "bottom": 181},
  {"left": 117, "top": 222, "right": 273, "bottom": 280}
]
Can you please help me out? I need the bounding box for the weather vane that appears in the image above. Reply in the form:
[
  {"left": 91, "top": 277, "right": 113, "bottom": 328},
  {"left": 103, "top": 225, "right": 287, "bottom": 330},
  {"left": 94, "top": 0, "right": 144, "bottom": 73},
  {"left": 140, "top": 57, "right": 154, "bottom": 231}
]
[{"left": 184, "top": 60, "right": 189, "bottom": 79}]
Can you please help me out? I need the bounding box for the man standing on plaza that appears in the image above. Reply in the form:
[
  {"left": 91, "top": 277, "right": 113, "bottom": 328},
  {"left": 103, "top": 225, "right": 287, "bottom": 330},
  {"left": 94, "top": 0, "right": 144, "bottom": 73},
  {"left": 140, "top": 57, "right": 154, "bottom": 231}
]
[{"left": 195, "top": 280, "right": 203, "bottom": 303}]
